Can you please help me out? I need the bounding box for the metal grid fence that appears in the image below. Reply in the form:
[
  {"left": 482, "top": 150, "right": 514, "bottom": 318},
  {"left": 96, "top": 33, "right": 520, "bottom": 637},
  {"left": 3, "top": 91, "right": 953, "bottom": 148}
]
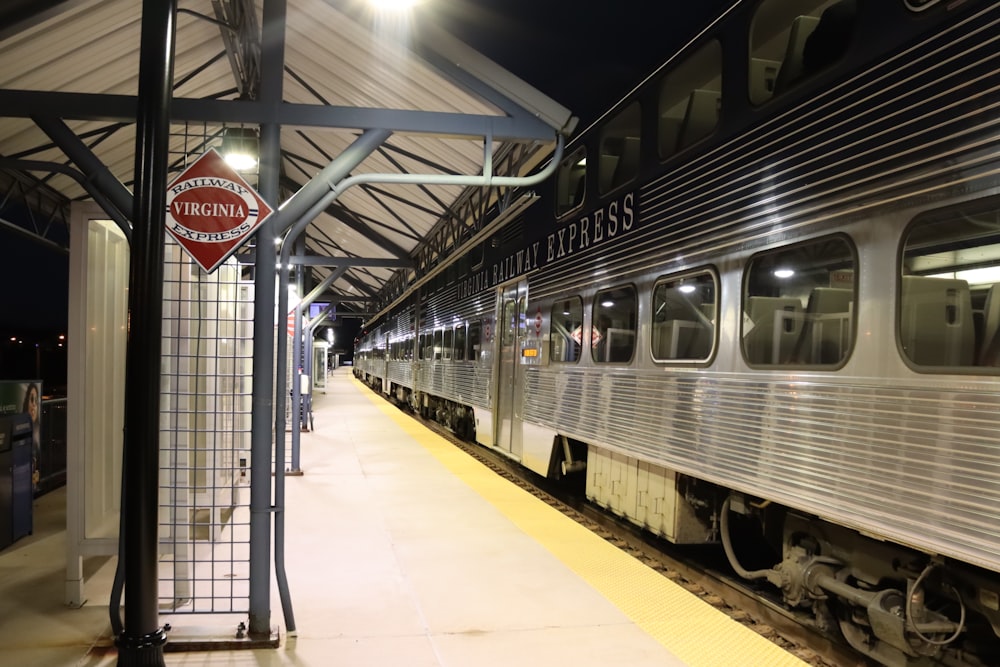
[
  {"left": 157, "top": 123, "right": 257, "bottom": 615},
  {"left": 159, "top": 243, "right": 254, "bottom": 614}
]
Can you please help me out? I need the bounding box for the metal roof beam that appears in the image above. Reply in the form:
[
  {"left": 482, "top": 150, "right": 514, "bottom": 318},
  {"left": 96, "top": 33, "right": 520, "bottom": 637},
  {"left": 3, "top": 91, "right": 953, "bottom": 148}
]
[
  {"left": 289, "top": 256, "right": 412, "bottom": 268},
  {"left": 0, "top": 91, "right": 559, "bottom": 141},
  {"left": 410, "top": 15, "right": 576, "bottom": 136}
]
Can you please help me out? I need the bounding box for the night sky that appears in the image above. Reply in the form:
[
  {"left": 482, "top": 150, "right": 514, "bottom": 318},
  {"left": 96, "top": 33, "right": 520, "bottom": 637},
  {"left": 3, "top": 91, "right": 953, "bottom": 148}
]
[{"left": 429, "top": 1, "right": 730, "bottom": 127}]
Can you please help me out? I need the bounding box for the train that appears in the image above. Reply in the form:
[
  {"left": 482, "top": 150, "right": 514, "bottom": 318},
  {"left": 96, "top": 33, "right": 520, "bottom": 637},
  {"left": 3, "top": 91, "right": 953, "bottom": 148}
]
[{"left": 354, "top": 1, "right": 1000, "bottom": 665}]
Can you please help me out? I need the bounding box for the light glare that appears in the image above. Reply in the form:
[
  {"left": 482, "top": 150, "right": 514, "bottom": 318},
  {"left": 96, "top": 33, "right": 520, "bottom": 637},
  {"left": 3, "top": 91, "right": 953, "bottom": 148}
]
[{"left": 370, "top": 0, "right": 419, "bottom": 9}]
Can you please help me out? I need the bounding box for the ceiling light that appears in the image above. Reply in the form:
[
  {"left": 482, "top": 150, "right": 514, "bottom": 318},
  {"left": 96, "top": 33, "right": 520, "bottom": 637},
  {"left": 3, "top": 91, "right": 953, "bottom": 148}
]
[
  {"left": 221, "top": 127, "right": 259, "bottom": 172},
  {"left": 370, "top": 0, "right": 420, "bottom": 9}
]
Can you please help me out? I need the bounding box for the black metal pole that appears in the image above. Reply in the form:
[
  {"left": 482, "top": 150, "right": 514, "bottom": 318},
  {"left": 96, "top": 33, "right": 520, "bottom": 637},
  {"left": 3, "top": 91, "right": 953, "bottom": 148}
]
[{"left": 117, "top": 0, "right": 176, "bottom": 664}]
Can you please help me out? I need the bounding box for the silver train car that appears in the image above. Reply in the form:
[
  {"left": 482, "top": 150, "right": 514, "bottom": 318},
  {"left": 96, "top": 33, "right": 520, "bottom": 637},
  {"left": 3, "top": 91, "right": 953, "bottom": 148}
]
[{"left": 356, "top": 1, "right": 1000, "bottom": 664}]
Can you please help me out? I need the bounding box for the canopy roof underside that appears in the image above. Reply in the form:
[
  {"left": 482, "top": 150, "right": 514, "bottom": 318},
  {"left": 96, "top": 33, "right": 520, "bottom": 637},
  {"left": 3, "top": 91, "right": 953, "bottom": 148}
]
[{"left": 0, "top": 0, "right": 573, "bottom": 312}]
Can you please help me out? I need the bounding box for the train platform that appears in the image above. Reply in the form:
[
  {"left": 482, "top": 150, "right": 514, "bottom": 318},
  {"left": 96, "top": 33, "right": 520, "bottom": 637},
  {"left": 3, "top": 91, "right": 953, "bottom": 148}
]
[{"left": 0, "top": 368, "right": 808, "bottom": 667}]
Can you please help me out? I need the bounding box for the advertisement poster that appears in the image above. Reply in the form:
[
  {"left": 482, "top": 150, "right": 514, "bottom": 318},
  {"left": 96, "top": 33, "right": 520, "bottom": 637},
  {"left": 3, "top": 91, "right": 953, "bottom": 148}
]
[{"left": 0, "top": 380, "right": 42, "bottom": 492}]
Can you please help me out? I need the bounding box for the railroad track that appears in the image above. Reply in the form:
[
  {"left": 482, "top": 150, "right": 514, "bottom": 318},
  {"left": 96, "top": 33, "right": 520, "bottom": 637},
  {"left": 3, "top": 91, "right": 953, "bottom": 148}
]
[{"left": 395, "top": 399, "right": 877, "bottom": 667}]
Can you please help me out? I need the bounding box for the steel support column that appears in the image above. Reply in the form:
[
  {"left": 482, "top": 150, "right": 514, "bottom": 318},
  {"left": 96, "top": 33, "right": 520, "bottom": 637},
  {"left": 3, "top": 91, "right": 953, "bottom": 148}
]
[
  {"left": 247, "top": 0, "right": 287, "bottom": 640},
  {"left": 116, "top": 0, "right": 175, "bottom": 664}
]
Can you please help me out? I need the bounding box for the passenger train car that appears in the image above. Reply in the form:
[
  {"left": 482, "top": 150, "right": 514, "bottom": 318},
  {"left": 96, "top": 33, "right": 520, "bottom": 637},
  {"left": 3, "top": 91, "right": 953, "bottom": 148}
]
[{"left": 355, "top": 1, "right": 1000, "bottom": 664}]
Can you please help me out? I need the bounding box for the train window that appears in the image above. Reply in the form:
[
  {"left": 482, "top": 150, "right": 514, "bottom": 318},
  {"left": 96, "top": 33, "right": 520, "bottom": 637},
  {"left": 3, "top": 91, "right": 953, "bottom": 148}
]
[
  {"left": 555, "top": 146, "right": 587, "bottom": 218},
  {"left": 593, "top": 285, "right": 637, "bottom": 363},
  {"left": 502, "top": 300, "right": 517, "bottom": 347},
  {"left": 743, "top": 235, "right": 856, "bottom": 366},
  {"left": 443, "top": 327, "right": 454, "bottom": 361},
  {"left": 468, "top": 321, "right": 482, "bottom": 363},
  {"left": 598, "top": 103, "right": 641, "bottom": 195},
  {"left": 900, "top": 198, "right": 1000, "bottom": 370},
  {"left": 651, "top": 270, "right": 717, "bottom": 362},
  {"left": 749, "top": 0, "right": 857, "bottom": 105},
  {"left": 454, "top": 324, "right": 467, "bottom": 361},
  {"left": 418, "top": 333, "right": 428, "bottom": 360},
  {"left": 433, "top": 329, "right": 443, "bottom": 360},
  {"left": 658, "top": 40, "right": 722, "bottom": 159},
  {"left": 550, "top": 297, "right": 583, "bottom": 363}
]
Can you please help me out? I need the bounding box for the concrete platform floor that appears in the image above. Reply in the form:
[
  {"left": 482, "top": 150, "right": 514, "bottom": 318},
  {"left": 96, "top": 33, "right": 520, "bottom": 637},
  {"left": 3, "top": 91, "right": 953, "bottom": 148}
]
[{"left": 0, "top": 368, "right": 806, "bottom": 666}]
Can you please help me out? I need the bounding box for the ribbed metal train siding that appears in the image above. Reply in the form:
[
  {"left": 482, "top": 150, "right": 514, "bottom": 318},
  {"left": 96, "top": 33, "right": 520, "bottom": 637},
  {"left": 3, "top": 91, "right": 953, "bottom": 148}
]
[
  {"left": 531, "top": 5, "right": 1000, "bottom": 300},
  {"left": 415, "top": 283, "right": 494, "bottom": 410},
  {"left": 523, "top": 368, "right": 1000, "bottom": 569},
  {"left": 523, "top": 4, "right": 1000, "bottom": 572}
]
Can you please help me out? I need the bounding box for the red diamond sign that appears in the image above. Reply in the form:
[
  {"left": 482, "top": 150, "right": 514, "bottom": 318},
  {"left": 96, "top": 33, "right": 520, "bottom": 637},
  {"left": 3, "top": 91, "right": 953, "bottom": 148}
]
[{"left": 165, "top": 148, "right": 274, "bottom": 273}]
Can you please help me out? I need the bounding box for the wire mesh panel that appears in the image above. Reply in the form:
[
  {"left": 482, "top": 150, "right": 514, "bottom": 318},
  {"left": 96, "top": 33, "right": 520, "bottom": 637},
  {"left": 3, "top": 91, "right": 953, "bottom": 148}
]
[{"left": 159, "top": 241, "right": 254, "bottom": 615}]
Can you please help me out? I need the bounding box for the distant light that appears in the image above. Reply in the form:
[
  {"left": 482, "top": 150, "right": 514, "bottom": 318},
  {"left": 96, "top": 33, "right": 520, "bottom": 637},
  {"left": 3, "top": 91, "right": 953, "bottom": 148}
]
[
  {"left": 678, "top": 284, "right": 696, "bottom": 294},
  {"left": 601, "top": 300, "right": 614, "bottom": 308},
  {"left": 8, "top": 337, "right": 14, "bottom": 342},
  {"left": 58, "top": 334, "right": 65, "bottom": 340},
  {"left": 773, "top": 268, "right": 795, "bottom": 279},
  {"left": 575, "top": 158, "right": 587, "bottom": 167}
]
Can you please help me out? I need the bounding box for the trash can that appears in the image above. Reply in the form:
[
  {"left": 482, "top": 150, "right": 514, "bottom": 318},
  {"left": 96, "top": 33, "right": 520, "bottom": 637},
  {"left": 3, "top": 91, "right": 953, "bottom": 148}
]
[{"left": 0, "top": 413, "right": 33, "bottom": 550}]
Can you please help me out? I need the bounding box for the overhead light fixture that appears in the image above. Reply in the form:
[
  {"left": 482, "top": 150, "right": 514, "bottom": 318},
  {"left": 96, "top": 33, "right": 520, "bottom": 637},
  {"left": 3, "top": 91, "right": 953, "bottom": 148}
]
[
  {"left": 370, "top": 0, "right": 420, "bottom": 9},
  {"left": 221, "top": 127, "right": 259, "bottom": 172}
]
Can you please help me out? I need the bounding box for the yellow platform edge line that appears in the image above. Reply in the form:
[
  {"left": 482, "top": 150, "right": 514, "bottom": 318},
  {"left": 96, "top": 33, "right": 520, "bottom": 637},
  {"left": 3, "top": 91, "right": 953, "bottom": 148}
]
[{"left": 354, "top": 379, "right": 808, "bottom": 667}]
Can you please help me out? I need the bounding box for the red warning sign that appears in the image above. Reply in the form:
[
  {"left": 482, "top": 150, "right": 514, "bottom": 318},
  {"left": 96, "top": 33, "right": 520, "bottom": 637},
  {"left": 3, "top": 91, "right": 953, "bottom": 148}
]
[{"left": 165, "top": 148, "right": 273, "bottom": 273}]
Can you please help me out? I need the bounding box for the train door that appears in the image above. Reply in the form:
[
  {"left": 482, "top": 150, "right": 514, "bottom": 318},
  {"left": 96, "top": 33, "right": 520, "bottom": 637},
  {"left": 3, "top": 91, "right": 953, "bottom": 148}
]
[
  {"left": 495, "top": 279, "right": 527, "bottom": 458},
  {"left": 382, "top": 333, "right": 390, "bottom": 395}
]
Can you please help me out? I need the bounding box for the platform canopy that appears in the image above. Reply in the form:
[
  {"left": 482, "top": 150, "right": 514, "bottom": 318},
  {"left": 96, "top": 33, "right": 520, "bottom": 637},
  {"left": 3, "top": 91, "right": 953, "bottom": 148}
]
[{"left": 0, "top": 0, "right": 575, "bottom": 313}]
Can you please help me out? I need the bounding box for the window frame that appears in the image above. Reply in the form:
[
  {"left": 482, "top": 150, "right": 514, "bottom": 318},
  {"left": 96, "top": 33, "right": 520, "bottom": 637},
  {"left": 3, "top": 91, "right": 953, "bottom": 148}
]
[
  {"left": 554, "top": 146, "right": 588, "bottom": 219},
  {"left": 748, "top": 0, "right": 857, "bottom": 106},
  {"left": 657, "top": 39, "right": 723, "bottom": 160},
  {"left": 597, "top": 102, "right": 642, "bottom": 196},
  {"left": 591, "top": 284, "right": 639, "bottom": 365},
  {"left": 649, "top": 267, "right": 719, "bottom": 364},
  {"left": 741, "top": 233, "right": 858, "bottom": 369},
  {"left": 549, "top": 296, "right": 584, "bottom": 364},
  {"left": 898, "top": 197, "right": 1000, "bottom": 374}
]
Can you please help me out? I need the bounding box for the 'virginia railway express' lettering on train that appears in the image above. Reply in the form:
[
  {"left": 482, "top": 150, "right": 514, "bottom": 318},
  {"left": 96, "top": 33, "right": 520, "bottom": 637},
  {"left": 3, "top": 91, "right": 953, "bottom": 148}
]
[
  {"left": 546, "top": 192, "right": 635, "bottom": 262},
  {"left": 457, "top": 192, "right": 637, "bottom": 299}
]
